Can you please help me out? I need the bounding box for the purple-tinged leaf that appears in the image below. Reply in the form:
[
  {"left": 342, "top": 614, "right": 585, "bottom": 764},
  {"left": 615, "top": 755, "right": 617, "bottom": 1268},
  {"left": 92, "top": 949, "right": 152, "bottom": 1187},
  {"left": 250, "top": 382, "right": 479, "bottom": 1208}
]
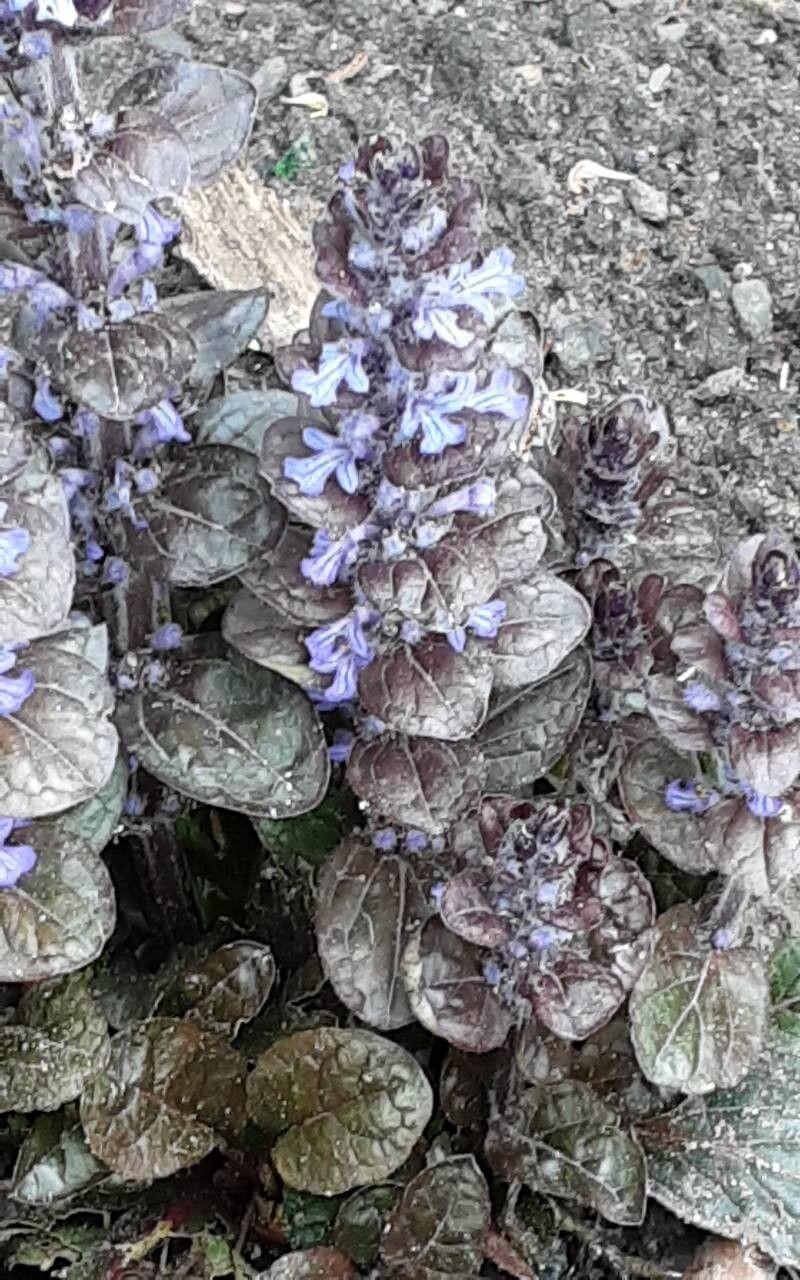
[
  {"left": 440, "top": 871, "right": 511, "bottom": 948},
  {"left": 619, "top": 734, "right": 721, "bottom": 875},
  {"left": 315, "top": 837, "right": 427, "bottom": 1030},
  {"left": 595, "top": 859, "right": 656, "bottom": 988},
  {"left": 380, "top": 1156, "right": 491, "bottom": 1278},
  {"left": 623, "top": 496, "right": 721, "bottom": 587},
  {"left": 647, "top": 673, "right": 714, "bottom": 753},
  {"left": 73, "top": 110, "right": 191, "bottom": 224},
  {"left": 0, "top": 637, "right": 118, "bottom": 820},
  {"left": 700, "top": 794, "right": 800, "bottom": 898},
  {"left": 154, "top": 445, "right": 285, "bottom": 588},
  {"left": 491, "top": 576, "right": 591, "bottom": 690},
  {"left": 267, "top": 1250, "right": 356, "bottom": 1280},
  {"left": 192, "top": 389, "right": 300, "bottom": 454},
  {"left": 116, "top": 657, "right": 329, "bottom": 817},
  {"left": 533, "top": 956, "right": 627, "bottom": 1042},
  {"left": 80, "top": 1017, "right": 246, "bottom": 1181},
  {"left": 638, "top": 1032, "right": 800, "bottom": 1267},
  {"left": 570, "top": 1017, "right": 662, "bottom": 1122},
  {"left": 111, "top": 61, "right": 256, "bottom": 186},
  {"left": 358, "top": 640, "right": 493, "bottom": 741},
  {"left": 0, "top": 971, "right": 109, "bottom": 1113},
  {"left": 246, "top": 1027, "right": 433, "bottom": 1195},
  {"left": 629, "top": 903, "right": 768, "bottom": 1094},
  {"left": 485, "top": 1080, "right": 647, "bottom": 1226},
  {"left": 477, "top": 648, "right": 592, "bottom": 792},
  {"left": 514, "top": 1018, "right": 573, "bottom": 1086},
  {"left": 467, "top": 505, "right": 546, "bottom": 587},
  {"left": 242, "top": 527, "right": 350, "bottom": 626},
  {"left": 403, "top": 917, "right": 513, "bottom": 1053},
  {"left": 346, "top": 733, "right": 485, "bottom": 835},
  {"left": 165, "top": 941, "right": 276, "bottom": 1039},
  {"left": 359, "top": 536, "right": 499, "bottom": 632},
  {"left": 222, "top": 588, "right": 322, "bottom": 691},
  {"left": 730, "top": 723, "right": 800, "bottom": 797},
  {"left": 52, "top": 315, "right": 195, "bottom": 421},
  {"left": 102, "top": 0, "right": 192, "bottom": 33},
  {"left": 161, "top": 289, "right": 268, "bottom": 383},
  {"left": 260, "top": 417, "right": 370, "bottom": 533}
]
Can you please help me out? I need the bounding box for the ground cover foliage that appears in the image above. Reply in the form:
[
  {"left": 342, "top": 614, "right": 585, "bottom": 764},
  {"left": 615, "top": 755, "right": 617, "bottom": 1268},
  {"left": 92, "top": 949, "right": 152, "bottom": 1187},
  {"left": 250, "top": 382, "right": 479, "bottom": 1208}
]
[{"left": 0, "top": 3, "right": 798, "bottom": 1277}]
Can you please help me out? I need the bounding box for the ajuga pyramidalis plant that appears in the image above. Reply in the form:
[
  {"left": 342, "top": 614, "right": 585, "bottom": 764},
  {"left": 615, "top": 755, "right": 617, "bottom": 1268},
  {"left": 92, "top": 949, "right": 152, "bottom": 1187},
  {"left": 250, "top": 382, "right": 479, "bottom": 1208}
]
[{"left": 2, "top": 11, "right": 800, "bottom": 1268}]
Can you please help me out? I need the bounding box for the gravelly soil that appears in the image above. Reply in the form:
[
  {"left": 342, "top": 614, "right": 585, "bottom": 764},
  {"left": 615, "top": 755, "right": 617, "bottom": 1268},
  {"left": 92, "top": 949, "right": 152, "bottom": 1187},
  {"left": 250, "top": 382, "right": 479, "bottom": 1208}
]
[{"left": 161, "top": 0, "right": 800, "bottom": 546}]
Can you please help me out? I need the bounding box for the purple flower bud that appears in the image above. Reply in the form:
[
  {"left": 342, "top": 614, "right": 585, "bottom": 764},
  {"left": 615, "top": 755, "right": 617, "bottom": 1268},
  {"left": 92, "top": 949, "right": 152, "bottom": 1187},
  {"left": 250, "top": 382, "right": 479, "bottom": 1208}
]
[
  {"left": 0, "top": 817, "right": 36, "bottom": 889},
  {"left": 85, "top": 539, "right": 104, "bottom": 563},
  {"left": 382, "top": 530, "right": 407, "bottom": 558},
  {"left": 134, "top": 400, "right": 190, "bottom": 454},
  {"left": 103, "top": 556, "right": 128, "bottom": 586},
  {"left": 361, "top": 715, "right": 386, "bottom": 739},
  {"left": 425, "top": 477, "right": 496, "bottom": 519},
  {"left": 33, "top": 374, "right": 63, "bottom": 423},
  {"left": 151, "top": 623, "right": 183, "bottom": 652},
  {"left": 466, "top": 598, "right": 506, "bottom": 640},
  {"left": 683, "top": 681, "right": 723, "bottom": 714},
  {"left": 529, "top": 925, "right": 558, "bottom": 950},
  {"left": 405, "top": 830, "right": 428, "bottom": 853},
  {"left": 430, "top": 880, "right": 446, "bottom": 908},
  {"left": 373, "top": 827, "right": 398, "bottom": 851},
  {"left": 73, "top": 408, "right": 100, "bottom": 438},
  {"left": 742, "top": 787, "right": 784, "bottom": 820},
  {"left": 123, "top": 794, "right": 145, "bottom": 817},
  {"left": 19, "top": 29, "right": 52, "bottom": 58},
  {"left": 664, "top": 778, "right": 719, "bottom": 814},
  {"left": 135, "top": 468, "right": 158, "bottom": 495},
  {"left": 291, "top": 340, "right": 369, "bottom": 408},
  {"left": 0, "top": 524, "right": 30, "bottom": 577},
  {"left": 328, "top": 730, "right": 354, "bottom": 764},
  {"left": 507, "top": 938, "right": 528, "bottom": 961},
  {"left": 401, "top": 619, "right": 423, "bottom": 645},
  {"left": 483, "top": 961, "right": 502, "bottom": 986},
  {"left": 446, "top": 627, "right": 467, "bottom": 653},
  {"left": 0, "top": 648, "right": 35, "bottom": 716},
  {"left": 710, "top": 927, "right": 734, "bottom": 950}
]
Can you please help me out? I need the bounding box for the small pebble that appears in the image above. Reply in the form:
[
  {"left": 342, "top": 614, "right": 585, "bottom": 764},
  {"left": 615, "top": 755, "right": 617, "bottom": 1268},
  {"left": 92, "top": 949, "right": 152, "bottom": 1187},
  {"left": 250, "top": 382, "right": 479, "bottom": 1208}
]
[
  {"left": 693, "top": 367, "right": 744, "bottom": 402},
  {"left": 626, "top": 177, "right": 669, "bottom": 224},
  {"left": 731, "top": 278, "right": 773, "bottom": 340}
]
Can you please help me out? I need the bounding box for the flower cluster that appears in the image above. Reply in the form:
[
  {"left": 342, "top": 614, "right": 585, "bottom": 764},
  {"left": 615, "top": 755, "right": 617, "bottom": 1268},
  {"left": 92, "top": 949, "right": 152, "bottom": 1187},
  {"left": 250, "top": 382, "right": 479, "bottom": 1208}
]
[{"left": 437, "top": 797, "right": 654, "bottom": 1040}]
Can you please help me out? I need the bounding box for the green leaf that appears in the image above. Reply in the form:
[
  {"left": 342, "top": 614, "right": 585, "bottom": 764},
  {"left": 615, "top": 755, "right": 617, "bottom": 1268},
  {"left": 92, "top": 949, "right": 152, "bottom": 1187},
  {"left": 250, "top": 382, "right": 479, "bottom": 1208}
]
[
  {"left": 80, "top": 1017, "right": 246, "bottom": 1180},
  {"left": 380, "top": 1155, "right": 491, "bottom": 1278},
  {"left": 116, "top": 657, "right": 329, "bottom": 818},
  {"left": 0, "top": 971, "right": 110, "bottom": 1112},
  {"left": 333, "top": 1186, "right": 400, "bottom": 1267},
  {"left": 57, "top": 752, "right": 127, "bottom": 854},
  {"left": 193, "top": 389, "right": 299, "bottom": 454},
  {"left": 770, "top": 938, "right": 800, "bottom": 1035},
  {"left": 283, "top": 1188, "right": 340, "bottom": 1249},
  {"left": 485, "top": 1080, "right": 647, "bottom": 1227},
  {"left": 164, "top": 940, "right": 276, "bottom": 1038},
  {"left": 255, "top": 785, "right": 357, "bottom": 869},
  {"left": 629, "top": 903, "right": 768, "bottom": 1093},
  {"left": 11, "top": 1111, "right": 107, "bottom": 1205},
  {"left": 246, "top": 1027, "right": 433, "bottom": 1195},
  {"left": 0, "top": 820, "right": 116, "bottom": 982},
  {"left": 638, "top": 1030, "right": 800, "bottom": 1266}
]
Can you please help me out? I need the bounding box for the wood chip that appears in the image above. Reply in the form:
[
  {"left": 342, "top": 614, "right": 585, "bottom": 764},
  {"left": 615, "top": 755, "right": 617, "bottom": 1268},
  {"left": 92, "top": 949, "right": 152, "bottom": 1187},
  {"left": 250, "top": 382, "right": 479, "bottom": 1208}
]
[
  {"left": 177, "top": 168, "right": 319, "bottom": 353},
  {"left": 279, "top": 91, "right": 329, "bottom": 118},
  {"left": 326, "top": 50, "right": 369, "bottom": 83}
]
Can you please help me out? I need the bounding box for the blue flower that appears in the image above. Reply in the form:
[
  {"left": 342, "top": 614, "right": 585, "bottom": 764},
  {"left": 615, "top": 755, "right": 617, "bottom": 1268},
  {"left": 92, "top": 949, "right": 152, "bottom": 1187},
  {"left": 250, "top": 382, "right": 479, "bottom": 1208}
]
[
  {"left": 134, "top": 401, "right": 190, "bottom": 454},
  {"left": 446, "top": 627, "right": 467, "bottom": 653},
  {"left": 33, "top": 374, "right": 63, "bottom": 423},
  {"left": 466, "top": 598, "right": 507, "bottom": 640},
  {"left": 710, "top": 927, "right": 734, "bottom": 950},
  {"left": 741, "top": 787, "right": 783, "bottom": 820},
  {"left": 683, "top": 681, "right": 723, "bottom": 713},
  {"left": 425, "top": 478, "right": 496, "bottom": 519},
  {"left": 412, "top": 248, "right": 525, "bottom": 348},
  {"left": 151, "top": 623, "right": 183, "bottom": 652},
  {"left": 0, "top": 817, "right": 36, "bottom": 889},
  {"left": 664, "top": 778, "right": 719, "bottom": 814},
  {"left": 373, "top": 827, "right": 398, "bottom": 852},
  {"left": 0, "top": 523, "right": 30, "bottom": 577},
  {"left": 9, "top": 0, "right": 78, "bottom": 25},
  {"left": 404, "top": 829, "right": 428, "bottom": 853},
  {"left": 306, "top": 608, "right": 376, "bottom": 706},
  {"left": 103, "top": 556, "right": 128, "bottom": 586},
  {"left": 328, "top": 729, "right": 354, "bottom": 764},
  {"left": 291, "top": 340, "right": 369, "bottom": 407},
  {"left": 0, "top": 648, "right": 35, "bottom": 716},
  {"left": 284, "top": 420, "right": 374, "bottom": 497},
  {"left": 397, "top": 368, "right": 528, "bottom": 456},
  {"left": 300, "top": 522, "right": 375, "bottom": 586}
]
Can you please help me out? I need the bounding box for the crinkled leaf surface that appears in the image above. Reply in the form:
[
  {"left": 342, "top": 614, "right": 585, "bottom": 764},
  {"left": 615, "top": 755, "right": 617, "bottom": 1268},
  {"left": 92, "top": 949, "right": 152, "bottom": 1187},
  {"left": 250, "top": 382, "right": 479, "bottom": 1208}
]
[
  {"left": 619, "top": 735, "right": 720, "bottom": 874},
  {"left": 491, "top": 576, "right": 591, "bottom": 690},
  {"left": 629, "top": 903, "right": 768, "bottom": 1093},
  {"left": 638, "top": 1031, "right": 800, "bottom": 1266},
  {"left": 52, "top": 315, "right": 195, "bottom": 421},
  {"left": 222, "top": 588, "right": 320, "bottom": 690},
  {"left": 56, "top": 751, "right": 127, "bottom": 855},
  {"left": 477, "top": 648, "right": 591, "bottom": 792},
  {"left": 0, "top": 462, "right": 73, "bottom": 646},
  {"left": 167, "top": 941, "right": 276, "bottom": 1038},
  {"left": 154, "top": 445, "right": 285, "bottom": 587},
  {"left": 0, "top": 822, "right": 115, "bottom": 982},
  {"left": 569, "top": 1017, "right": 662, "bottom": 1123},
  {"left": 359, "top": 538, "right": 499, "bottom": 632},
  {"left": 242, "top": 526, "right": 350, "bottom": 625},
  {"left": 647, "top": 673, "right": 714, "bottom": 754},
  {"left": 403, "top": 918, "right": 513, "bottom": 1053},
  {"left": 116, "top": 657, "right": 329, "bottom": 817},
  {"left": 267, "top": 1249, "right": 356, "bottom": 1279},
  {"left": 440, "top": 871, "right": 510, "bottom": 948},
  {"left": 11, "top": 1112, "right": 107, "bottom": 1205},
  {"left": 633, "top": 497, "right": 721, "bottom": 587},
  {"left": 468, "top": 505, "right": 547, "bottom": 587},
  {"left": 486, "top": 1081, "right": 647, "bottom": 1226},
  {"left": 73, "top": 110, "right": 191, "bottom": 224},
  {"left": 162, "top": 289, "right": 268, "bottom": 383},
  {"left": 112, "top": 60, "right": 256, "bottom": 185},
  {"left": 193, "top": 389, "right": 299, "bottom": 454},
  {"left": 533, "top": 955, "right": 627, "bottom": 1042},
  {"left": 380, "top": 1155, "right": 491, "bottom": 1278},
  {"left": 729, "top": 723, "right": 800, "bottom": 798},
  {"left": 771, "top": 938, "right": 800, "bottom": 1036},
  {"left": 80, "top": 1017, "right": 246, "bottom": 1181},
  {"left": 245, "top": 1027, "right": 433, "bottom": 1195},
  {"left": 0, "top": 637, "right": 118, "bottom": 819},
  {"left": 315, "top": 837, "right": 427, "bottom": 1030},
  {"left": 334, "top": 1186, "right": 401, "bottom": 1268},
  {"left": 0, "top": 972, "right": 110, "bottom": 1113},
  {"left": 346, "top": 733, "right": 485, "bottom": 835},
  {"left": 359, "top": 641, "right": 492, "bottom": 741}
]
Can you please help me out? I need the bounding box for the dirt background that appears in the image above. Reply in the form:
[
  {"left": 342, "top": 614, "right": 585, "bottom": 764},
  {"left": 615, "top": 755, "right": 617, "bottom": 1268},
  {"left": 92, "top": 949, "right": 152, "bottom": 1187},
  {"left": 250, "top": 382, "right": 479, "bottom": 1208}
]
[{"left": 143, "top": 0, "right": 800, "bottom": 548}]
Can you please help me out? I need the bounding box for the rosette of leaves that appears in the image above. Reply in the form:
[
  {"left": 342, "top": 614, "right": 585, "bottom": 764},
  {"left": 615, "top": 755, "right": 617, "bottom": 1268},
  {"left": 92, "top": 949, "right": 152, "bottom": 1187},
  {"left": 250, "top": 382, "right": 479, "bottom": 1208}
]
[
  {"left": 415, "top": 795, "right": 654, "bottom": 1047},
  {"left": 237, "top": 135, "right": 591, "bottom": 835},
  {"left": 620, "top": 534, "right": 800, "bottom": 898}
]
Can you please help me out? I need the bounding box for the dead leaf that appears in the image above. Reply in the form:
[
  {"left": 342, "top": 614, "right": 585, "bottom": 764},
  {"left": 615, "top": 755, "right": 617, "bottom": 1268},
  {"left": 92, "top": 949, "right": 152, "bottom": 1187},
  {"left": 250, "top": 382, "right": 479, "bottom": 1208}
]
[
  {"left": 484, "top": 1227, "right": 536, "bottom": 1279},
  {"left": 177, "top": 167, "right": 319, "bottom": 351}
]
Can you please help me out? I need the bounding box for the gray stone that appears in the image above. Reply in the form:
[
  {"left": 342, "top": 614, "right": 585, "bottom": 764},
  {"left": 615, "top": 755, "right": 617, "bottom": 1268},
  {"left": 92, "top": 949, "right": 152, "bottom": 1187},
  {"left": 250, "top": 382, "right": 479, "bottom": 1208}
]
[
  {"left": 731, "top": 278, "right": 773, "bottom": 340},
  {"left": 692, "top": 367, "right": 744, "bottom": 403},
  {"left": 693, "top": 264, "right": 730, "bottom": 299},
  {"left": 252, "top": 55, "right": 289, "bottom": 102},
  {"left": 552, "top": 316, "right": 611, "bottom": 376},
  {"left": 626, "top": 177, "right": 669, "bottom": 225}
]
